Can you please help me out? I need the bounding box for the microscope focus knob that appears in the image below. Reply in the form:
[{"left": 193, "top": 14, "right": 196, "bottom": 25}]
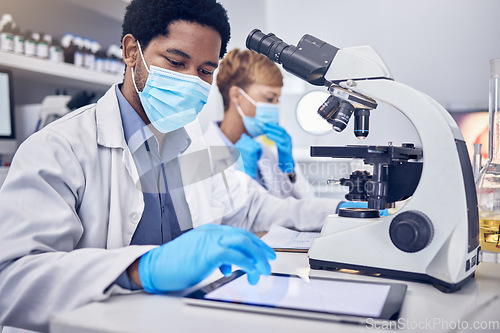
[{"left": 389, "top": 211, "right": 434, "bottom": 253}]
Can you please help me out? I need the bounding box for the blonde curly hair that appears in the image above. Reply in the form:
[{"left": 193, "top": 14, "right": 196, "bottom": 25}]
[{"left": 216, "top": 48, "right": 283, "bottom": 111}]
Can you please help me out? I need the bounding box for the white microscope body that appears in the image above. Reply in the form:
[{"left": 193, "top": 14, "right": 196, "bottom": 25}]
[
  {"left": 246, "top": 30, "right": 480, "bottom": 292},
  {"left": 309, "top": 47, "right": 479, "bottom": 292}
]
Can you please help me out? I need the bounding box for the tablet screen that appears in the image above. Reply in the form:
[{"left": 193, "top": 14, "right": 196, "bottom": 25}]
[
  {"left": 205, "top": 274, "right": 390, "bottom": 318},
  {"left": 185, "top": 271, "right": 407, "bottom": 322}
]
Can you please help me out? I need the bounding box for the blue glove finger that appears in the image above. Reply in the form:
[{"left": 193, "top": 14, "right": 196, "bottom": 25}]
[
  {"left": 262, "top": 127, "right": 289, "bottom": 146},
  {"left": 228, "top": 227, "right": 277, "bottom": 260},
  {"left": 263, "top": 126, "right": 292, "bottom": 145},
  {"left": 217, "top": 247, "right": 263, "bottom": 278},
  {"left": 219, "top": 264, "right": 232, "bottom": 277},
  {"left": 219, "top": 235, "right": 273, "bottom": 275},
  {"left": 261, "top": 124, "right": 283, "bottom": 137},
  {"left": 262, "top": 122, "right": 285, "bottom": 134},
  {"left": 264, "top": 132, "right": 288, "bottom": 148},
  {"left": 206, "top": 224, "right": 276, "bottom": 261},
  {"left": 247, "top": 270, "right": 262, "bottom": 285}
]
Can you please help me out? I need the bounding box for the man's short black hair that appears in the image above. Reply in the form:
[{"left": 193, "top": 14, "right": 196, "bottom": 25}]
[{"left": 122, "top": 0, "right": 231, "bottom": 58}]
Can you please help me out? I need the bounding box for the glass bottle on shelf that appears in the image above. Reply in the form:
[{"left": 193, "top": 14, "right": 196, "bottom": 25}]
[
  {"left": 49, "top": 36, "right": 63, "bottom": 63},
  {"left": 83, "top": 38, "right": 95, "bottom": 70},
  {"left": 23, "top": 30, "right": 36, "bottom": 57},
  {"left": 0, "top": 14, "right": 15, "bottom": 52},
  {"left": 73, "top": 35, "right": 85, "bottom": 67},
  {"left": 31, "top": 32, "right": 41, "bottom": 58},
  {"left": 36, "top": 33, "right": 50, "bottom": 59},
  {"left": 476, "top": 58, "right": 500, "bottom": 254},
  {"left": 106, "top": 45, "right": 117, "bottom": 74},
  {"left": 61, "top": 33, "right": 75, "bottom": 64},
  {"left": 13, "top": 25, "right": 24, "bottom": 55},
  {"left": 94, "top": 43, "right": 106, "bottom": 73}
]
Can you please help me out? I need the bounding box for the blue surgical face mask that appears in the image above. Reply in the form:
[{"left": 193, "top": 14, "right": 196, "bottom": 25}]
[
  {"left": 131, "top": 41, "right": 211, "bottom": 133},
  {"left": 235, "top": 88, "right": 280, "bottom": 138}
]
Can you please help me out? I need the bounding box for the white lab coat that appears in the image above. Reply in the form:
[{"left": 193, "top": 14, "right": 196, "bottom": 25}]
[
  {"left": 204, "top": 121, "right": 316, "bottom": 199},
  {"left": 0, "top": 85, "right": 338, "bottom": 332}
]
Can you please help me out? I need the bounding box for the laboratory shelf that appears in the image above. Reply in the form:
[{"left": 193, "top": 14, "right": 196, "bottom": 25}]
[{"left": 0, "top": 51, "right": 122, "bottom": 90}]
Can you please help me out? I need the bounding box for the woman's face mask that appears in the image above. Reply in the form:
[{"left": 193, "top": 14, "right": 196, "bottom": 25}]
[
  {"left": 131, "top": 41, "right": 211, "bottom": 133},
  {"left": 235, "top": 87, "right": 280, "bottom": 138}
]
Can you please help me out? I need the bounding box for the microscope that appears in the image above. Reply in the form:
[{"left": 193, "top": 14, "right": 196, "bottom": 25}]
[{"left": 247, "top": 30, "right": 480, "bottom": 293}]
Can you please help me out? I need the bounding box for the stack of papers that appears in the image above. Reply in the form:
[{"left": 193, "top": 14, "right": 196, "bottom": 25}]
[{"left": 261, "top": 225, "right": 320, "bottom": 252}]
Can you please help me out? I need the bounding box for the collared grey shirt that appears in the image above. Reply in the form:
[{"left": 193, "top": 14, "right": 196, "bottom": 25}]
[
  {"left": 116, "top": 85, "right": 193, "bottom": 242},
  {"left": 113, "top": 85, "right": 193, "bottom": 289}
]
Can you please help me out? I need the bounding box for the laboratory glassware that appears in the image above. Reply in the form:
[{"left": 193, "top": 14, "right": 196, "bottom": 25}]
[{"left": 476, "top": 58, "right": 500, "bottom": 253}]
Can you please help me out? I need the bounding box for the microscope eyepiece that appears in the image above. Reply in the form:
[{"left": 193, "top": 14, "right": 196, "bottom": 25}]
[
  {"left": 246, "top": 29, "right": 339, "bottom": 86},
  {"left": 246, "top": 29, "right": 291, "bottom": 64}
]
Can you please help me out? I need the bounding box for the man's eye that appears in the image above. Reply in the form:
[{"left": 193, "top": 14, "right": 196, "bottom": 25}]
[
  {"left": 168, "top": 58, "right": 183, "bottom": 67},
  {"left": 199, "top": 68, "right": 213, "bottom": 76}
]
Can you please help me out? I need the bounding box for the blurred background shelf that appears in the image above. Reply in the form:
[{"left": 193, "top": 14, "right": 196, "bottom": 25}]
[{"left": 0, "top": 51, "right": 122, "bottom": 91}]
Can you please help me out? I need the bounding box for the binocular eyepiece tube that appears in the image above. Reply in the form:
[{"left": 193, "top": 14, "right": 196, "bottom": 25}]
[
  {"left": 246, "top": 29, "right": 338, "bottom": 86},
  {"left": 246, "top": 29, "right": 291, "bottom": 64},
  {"left": 246, "top": 29, "right": 370, "bottom": 138}
]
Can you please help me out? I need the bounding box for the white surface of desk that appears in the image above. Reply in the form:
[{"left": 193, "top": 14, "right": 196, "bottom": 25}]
[{"left": 50, "top": 252, "right": 500, "bottom": 333}]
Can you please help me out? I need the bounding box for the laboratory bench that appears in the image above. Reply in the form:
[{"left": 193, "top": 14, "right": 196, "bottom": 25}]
[{"left": 50, "top": 252, "right": 500, "bottom": 333}]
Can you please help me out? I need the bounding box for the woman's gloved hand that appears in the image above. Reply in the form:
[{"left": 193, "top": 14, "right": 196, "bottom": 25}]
[
  {"left": 235, "top": 133, "right": 262, "bottom": 179},
  {"left": 262, "top": 123, "right": 295, "bottom": 174},
  {"left": 138, "top": 224, "right": 276, "bottom": 294}
]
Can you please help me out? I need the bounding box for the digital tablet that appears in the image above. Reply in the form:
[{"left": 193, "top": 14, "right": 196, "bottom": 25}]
[{"left": 184, "top": 270, "right": 407, "bottom": 324}]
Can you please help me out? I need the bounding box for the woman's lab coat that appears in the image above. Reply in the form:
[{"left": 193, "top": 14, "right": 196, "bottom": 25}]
[
  {"left": 0, "top": 85, "right": 338, "bottom": 332},
  {"left": 204, "top": 121, "right": 316, "bottom": 199}
]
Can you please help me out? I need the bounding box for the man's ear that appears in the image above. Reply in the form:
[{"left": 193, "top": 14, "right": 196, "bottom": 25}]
[{"left": 122, "top": 34, "right": 138, "bottom": 67}]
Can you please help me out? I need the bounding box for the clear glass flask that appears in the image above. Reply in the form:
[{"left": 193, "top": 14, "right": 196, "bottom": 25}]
[{"left": 476, "top": 58, "right": 500, "bottom": 253}]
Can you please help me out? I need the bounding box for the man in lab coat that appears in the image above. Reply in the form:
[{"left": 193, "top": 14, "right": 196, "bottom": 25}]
[{"left": 0, "top": 0, "right": 339, "bottom": 331}]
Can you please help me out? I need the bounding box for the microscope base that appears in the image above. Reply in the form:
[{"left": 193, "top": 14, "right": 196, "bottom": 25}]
[{"left": 309, "top": 258, "right": 476, "bottom": 293}]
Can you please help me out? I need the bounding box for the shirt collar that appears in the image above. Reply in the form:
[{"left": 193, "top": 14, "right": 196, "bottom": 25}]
[
  {"left": 115, "top": 85, "right": 191, "bottom": 159},
  {"left": 116, "top": 85, "right": 149, "bottom": 152}
]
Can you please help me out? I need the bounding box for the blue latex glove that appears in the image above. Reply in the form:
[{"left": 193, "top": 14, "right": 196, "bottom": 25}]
[
  {"left": 234, "top": 133, "right": 262, "bottom": 179},
  {"left": 262, "top": 123, "right": 295, "bottom": 174},
  {"left": 138, "top": 224, "right": 276, "bottom": 293},
  {"left": 337, "top": 201, "right": 390, "bottom": 216}
]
